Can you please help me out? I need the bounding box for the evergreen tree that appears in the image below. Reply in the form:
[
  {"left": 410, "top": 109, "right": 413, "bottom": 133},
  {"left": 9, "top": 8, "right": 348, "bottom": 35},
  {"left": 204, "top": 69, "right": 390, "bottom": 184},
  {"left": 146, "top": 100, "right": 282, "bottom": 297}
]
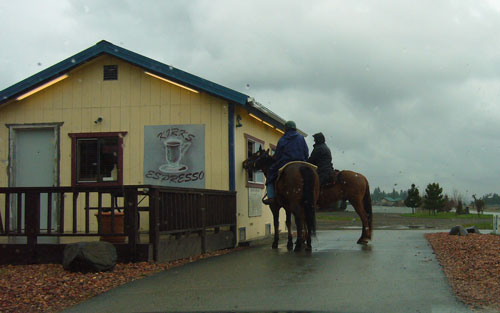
[
  {"left": 404, "top": 184, "right": 422, "bottom": 214},
  {"left": 423, "top": 183, "right": 445, "bottom": 215}
]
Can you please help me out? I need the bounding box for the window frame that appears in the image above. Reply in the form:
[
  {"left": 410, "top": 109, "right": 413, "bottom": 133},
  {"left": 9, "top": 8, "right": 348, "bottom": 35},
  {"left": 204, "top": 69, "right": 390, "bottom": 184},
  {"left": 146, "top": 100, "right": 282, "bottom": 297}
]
[
  {"left": 244, "top": 133, "right": 265, "bottom": 189},
  {"left": 69, "top": 132, "right": 127, "bottom": 186}
]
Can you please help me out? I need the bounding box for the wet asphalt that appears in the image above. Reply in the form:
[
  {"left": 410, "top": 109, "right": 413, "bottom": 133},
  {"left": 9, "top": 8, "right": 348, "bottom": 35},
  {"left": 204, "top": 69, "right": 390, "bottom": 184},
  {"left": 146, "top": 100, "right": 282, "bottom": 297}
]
[{"left": 63, "top": 230, "right": 470, "bottom": 313}]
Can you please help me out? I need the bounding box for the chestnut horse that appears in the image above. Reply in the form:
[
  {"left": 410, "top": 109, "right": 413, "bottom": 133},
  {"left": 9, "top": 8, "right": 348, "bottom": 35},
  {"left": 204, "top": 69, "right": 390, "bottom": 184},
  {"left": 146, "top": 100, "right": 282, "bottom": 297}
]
[
  {"left": 319, "top": 170, "right": 373, "bottom": 244},
  {"left": 243, "top": 148, "right": 319, "bottom": 251}
]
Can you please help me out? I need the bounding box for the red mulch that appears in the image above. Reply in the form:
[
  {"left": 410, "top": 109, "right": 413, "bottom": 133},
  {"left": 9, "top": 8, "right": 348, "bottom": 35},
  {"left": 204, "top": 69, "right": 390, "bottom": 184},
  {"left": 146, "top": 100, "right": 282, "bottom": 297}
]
[
  {"left": 0, "top": 248, "right": 244, "bottom": 313},
  {"left": 425, "top": 232, "right": 500, "bottom": 312}
]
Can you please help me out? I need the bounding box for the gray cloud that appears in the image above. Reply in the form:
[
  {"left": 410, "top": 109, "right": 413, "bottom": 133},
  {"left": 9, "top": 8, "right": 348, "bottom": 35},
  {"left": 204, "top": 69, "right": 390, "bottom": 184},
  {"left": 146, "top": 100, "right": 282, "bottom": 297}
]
[{"left": 1, "top": 0, "right": 500, "bottom": 198}]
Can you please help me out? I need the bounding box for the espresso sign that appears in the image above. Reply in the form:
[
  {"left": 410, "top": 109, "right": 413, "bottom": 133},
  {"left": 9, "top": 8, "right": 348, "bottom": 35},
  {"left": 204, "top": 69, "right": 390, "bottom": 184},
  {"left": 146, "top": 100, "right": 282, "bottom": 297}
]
[{"left": 144, "top": 124, "right": 205, "bottom": 188}]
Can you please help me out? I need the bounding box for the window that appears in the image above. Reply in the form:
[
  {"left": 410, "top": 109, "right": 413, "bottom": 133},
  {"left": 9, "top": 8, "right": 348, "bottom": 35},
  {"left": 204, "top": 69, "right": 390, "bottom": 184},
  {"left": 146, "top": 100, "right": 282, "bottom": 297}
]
[
  {"left": 69, "top": 132, "right": 126, "bottom": 185},
  {"left": 103, "top": 65, "right": 118, "bottom": 80},
  {"left": 245, "top": 134, "right": 265, "bottom": 188}
]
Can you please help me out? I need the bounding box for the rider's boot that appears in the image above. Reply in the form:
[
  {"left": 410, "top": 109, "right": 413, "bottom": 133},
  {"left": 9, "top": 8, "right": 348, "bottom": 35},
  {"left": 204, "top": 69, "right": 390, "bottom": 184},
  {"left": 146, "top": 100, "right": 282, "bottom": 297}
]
[{"left": 262, "top": 197, "right": 274, "bottom": 205}]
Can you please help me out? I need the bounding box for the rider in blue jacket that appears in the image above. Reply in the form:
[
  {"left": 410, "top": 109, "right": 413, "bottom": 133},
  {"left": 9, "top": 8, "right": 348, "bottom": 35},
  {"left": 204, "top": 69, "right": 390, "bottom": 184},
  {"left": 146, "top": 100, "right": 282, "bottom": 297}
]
[{"left": 263, "top": 121, "right": 309, "bottom": 205}]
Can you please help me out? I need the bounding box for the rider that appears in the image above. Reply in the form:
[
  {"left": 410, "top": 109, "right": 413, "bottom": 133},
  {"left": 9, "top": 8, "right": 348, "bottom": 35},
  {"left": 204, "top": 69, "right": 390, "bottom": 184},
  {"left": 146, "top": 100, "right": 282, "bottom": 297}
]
[
  {"left": 308, "top": 132, "right": 334, "bottom": 186},
  {"left": 262, "top": 120, "right": 309, "bottom": 205}
]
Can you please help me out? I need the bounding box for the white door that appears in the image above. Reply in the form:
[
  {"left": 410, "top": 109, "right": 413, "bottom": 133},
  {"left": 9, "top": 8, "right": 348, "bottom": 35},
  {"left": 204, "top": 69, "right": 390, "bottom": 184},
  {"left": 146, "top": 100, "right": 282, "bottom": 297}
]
[{"left": 10, "top": 126, "right": 59, "bottom": 233}]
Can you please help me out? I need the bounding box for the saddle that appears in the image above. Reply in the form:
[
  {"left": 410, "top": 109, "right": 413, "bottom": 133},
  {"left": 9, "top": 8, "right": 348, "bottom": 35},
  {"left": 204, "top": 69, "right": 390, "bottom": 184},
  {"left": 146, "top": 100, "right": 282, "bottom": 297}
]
[{"left": 323, "top": 169, "right": 341, "bottom": 187}]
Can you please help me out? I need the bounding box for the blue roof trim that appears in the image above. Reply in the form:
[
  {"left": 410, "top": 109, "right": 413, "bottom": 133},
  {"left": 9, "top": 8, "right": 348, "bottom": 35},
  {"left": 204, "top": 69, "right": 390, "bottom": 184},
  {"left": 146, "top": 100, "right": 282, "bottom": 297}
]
[{"left": 0, "top": 40, "right": 249, "bottom": 106}]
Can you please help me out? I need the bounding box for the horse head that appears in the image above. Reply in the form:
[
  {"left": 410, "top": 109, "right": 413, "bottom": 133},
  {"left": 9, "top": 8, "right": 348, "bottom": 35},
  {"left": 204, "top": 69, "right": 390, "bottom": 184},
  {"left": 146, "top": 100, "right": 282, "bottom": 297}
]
[{"left": 242, "top": 147, "right": 272, "bottom": 172}]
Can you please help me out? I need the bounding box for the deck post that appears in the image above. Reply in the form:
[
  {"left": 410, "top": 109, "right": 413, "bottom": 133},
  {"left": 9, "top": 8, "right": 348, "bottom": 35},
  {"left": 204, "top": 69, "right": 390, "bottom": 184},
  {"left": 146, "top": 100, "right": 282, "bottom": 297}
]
[
  {"left": 124, "top": 188, "right": 138, "bottom": 262},
  {"left": 149, "top": 188, "right": 160, "bottom": 262},
  {"left": 201, "top": 206, "right": 207, "bottom": 253},
  {"left": 25, "top": 192, "right": 40, "bottom": 264}
]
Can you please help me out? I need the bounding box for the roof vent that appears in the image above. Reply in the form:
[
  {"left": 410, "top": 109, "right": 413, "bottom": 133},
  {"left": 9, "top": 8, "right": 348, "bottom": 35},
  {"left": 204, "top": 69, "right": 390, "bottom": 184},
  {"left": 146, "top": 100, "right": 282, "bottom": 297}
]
[{"left": 103, "top": 65, "right": 118, "bottom": 81}]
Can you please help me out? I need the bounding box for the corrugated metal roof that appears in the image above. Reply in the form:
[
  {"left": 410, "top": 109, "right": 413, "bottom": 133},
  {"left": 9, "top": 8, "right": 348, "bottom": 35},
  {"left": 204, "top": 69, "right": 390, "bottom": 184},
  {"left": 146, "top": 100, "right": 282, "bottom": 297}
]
[{"left": 0, "top": 40, "right": 304, "bottom": 134}]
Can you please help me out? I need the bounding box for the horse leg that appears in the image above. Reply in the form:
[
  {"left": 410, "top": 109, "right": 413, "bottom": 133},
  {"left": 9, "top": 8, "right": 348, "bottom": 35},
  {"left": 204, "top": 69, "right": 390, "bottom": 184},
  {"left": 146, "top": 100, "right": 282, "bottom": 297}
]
[
  {"left": 351, "top": 199, "right": 370, "bottom": 245},
  {"left": 305, "top": 224, "right": 312, "bottom": 252},
  {"left": 271, "top": 203, "right": 280, "bottom": 249},
  {"left": 293, "top": 211, "right": 304, "bottom": 252},
  {"left": 286, "top": 209, "right": 293, "bottom": 250}
]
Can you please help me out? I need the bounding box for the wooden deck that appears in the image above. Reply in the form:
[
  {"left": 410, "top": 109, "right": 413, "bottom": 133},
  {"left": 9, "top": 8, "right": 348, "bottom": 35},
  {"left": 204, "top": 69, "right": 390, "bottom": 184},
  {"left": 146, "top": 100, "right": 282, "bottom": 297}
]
[{"left": 0, "top": 185, "right": 236, "bottom": 264}]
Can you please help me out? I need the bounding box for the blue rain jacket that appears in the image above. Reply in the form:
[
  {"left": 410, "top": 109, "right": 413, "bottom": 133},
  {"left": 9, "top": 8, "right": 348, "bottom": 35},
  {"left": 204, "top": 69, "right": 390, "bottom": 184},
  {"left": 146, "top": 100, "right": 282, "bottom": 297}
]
[{"left": 267, "top": 130, "right": 309, "bottom": 183}]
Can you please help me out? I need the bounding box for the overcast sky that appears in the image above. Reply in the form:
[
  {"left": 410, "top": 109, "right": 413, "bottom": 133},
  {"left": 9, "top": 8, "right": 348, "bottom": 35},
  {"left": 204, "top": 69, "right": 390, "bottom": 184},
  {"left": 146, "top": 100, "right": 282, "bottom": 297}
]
[{"left": 1, "top": 0, "right": 500, "bottom": 199}]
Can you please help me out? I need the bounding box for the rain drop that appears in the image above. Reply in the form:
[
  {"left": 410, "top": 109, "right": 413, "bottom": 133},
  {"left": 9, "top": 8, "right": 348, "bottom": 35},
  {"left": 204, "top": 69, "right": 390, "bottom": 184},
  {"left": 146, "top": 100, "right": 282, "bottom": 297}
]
[
  {"left": 245, "top": 83, "right": 250, "bottom": 90},
  {"left": 168, "top": 65, "right": 173, "bottom": 70},
  {"left": 71, "top": 58, "right": 76, "bottom": 63},
  {"left": 37, "top": 62, "right": 42, "bottom": 66},
  {"left": 84, "top": 5, "right": 90, "bottom": 13}
]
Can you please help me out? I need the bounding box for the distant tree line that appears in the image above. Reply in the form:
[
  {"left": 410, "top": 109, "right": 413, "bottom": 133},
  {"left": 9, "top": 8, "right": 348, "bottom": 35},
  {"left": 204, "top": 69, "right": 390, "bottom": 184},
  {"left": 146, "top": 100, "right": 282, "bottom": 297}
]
[
  {"left": 401, "top": 183, "right": 497, "bottom": 215},
  {"left": 481, "top": 193, "right": 500, "bottom": 205}
]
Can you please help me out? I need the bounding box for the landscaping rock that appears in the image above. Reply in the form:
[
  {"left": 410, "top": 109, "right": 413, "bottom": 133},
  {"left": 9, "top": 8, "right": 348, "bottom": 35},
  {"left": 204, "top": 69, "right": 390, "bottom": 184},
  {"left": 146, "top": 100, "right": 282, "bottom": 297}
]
[
  {"left": 63, "top": 241, "right": 117, "bottom": 273},
  {"left": 466, "top": 226, "right": 481, "bottom": 234},
  {"left": 449, "top": 225, "right": 468, "bottom": 236}
]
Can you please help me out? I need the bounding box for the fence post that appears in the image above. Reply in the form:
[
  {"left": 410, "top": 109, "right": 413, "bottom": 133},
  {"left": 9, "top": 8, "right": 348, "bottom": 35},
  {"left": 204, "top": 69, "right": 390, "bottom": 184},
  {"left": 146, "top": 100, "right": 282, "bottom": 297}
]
[
  {"left": 25, "top": 192, "right": 40, "bottom": 264},
  {"left": 124, "top": 188, "right": 138, "bottom": 262},
  {"left": 149, "top": 188, "right": 160, "bottom": 262}
]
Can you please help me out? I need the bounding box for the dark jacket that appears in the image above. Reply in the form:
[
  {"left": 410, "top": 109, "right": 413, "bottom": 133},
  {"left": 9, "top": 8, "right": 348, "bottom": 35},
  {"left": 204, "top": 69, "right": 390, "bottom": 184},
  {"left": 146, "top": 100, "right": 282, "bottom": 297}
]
[
  {"left": 267, "top": 130, "right": 309, "bottom": 183},
  {"left": 308, "top": 133, "right": 334, "bottom": 185}
]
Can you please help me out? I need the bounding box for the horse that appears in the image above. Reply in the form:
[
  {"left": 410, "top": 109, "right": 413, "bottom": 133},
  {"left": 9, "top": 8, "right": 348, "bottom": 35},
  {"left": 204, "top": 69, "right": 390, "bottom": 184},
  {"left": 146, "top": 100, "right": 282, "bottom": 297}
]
[
  {"left": 243, "top": 148, "right": 319, "bottom": 251},
  {"left": 319, "top": 170, "right": 373, "bottom": 244}
]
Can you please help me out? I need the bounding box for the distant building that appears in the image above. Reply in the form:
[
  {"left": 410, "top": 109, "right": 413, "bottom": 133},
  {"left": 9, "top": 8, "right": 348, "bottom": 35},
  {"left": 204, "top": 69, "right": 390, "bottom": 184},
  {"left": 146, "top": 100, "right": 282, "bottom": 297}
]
[{"left": 380, "top": 196, "right": 404, "bottom": 207}]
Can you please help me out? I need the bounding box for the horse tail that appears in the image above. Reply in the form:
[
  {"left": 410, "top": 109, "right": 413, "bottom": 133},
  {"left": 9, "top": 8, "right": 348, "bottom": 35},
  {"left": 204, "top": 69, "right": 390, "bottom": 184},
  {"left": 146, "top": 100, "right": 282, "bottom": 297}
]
[
  {"left": 363, "top": 179, "right": 373, "bottom": 237},
  {"left": 300, "top": 166, "right": 316, "bottom": 236}
]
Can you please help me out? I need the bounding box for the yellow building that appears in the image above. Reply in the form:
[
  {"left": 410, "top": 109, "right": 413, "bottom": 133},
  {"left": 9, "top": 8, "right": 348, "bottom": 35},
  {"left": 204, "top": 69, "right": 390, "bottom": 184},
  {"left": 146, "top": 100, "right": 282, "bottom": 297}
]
[{"left": 0, "top": 40, "right": 301, "bottom": 244}]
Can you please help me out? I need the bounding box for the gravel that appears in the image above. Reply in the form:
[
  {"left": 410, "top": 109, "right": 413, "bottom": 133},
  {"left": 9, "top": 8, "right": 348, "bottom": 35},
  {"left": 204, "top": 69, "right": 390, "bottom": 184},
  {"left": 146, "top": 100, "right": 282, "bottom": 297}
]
[
  {"left": 0, "top": 248, "right": 243, "bottom": 313},
  {"left": 425, "top": 232, "right": 500, "bottom": 312}
]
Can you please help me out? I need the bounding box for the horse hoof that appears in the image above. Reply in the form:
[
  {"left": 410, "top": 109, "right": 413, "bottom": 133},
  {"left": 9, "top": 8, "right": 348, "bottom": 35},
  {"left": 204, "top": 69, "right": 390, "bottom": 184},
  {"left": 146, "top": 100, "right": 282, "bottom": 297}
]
[
  {"left": 305, "top": 245, "right": 312, "bottom": 252},
  {"left": 272, "top": 242, "right": 278, "bottom": 249},
  {"left": 287, "top": 241, "right": 294, "bottom": 250},
  {"left": 357, "top": 239, "right": 368, "bottom": 245}
]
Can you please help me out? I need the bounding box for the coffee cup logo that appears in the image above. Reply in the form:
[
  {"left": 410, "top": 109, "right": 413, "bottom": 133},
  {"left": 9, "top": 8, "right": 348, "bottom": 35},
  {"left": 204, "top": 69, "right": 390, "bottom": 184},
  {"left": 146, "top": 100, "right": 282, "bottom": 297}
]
[{"left": 159, "top": 138, "right": 191, "bottom": 173}]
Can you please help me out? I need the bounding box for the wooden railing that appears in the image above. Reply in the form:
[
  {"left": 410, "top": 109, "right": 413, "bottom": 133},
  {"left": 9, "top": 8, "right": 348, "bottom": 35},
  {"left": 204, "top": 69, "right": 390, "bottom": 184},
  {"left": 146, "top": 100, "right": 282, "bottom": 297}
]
[{"left": 0, "top": 185, "right": 237, "bottom": 262}]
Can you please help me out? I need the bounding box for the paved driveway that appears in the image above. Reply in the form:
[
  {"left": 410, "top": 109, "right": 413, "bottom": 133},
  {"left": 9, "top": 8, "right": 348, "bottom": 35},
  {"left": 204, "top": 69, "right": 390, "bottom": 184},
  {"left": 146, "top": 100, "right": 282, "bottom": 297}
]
[{"left": 64, "top": 230, "right": 470, "bottom": 313}]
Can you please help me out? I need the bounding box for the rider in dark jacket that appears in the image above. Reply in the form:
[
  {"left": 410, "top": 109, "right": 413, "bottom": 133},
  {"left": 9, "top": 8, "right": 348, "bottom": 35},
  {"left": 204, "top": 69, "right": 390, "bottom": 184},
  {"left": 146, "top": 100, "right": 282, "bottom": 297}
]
[
  {"left": 308, "top": 132, "right": 334, "bottom": 186},
  {"left": 263, "top": 121, "right": 309, "bottom": 205}
]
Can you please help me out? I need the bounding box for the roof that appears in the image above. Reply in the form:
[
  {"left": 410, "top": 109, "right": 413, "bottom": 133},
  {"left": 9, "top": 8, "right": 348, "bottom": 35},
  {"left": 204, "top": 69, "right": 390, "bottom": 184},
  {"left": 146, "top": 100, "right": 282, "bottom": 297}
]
[
  {"left": 383, "top": 196, "right": 404, "bottom": 202},
  {"left": 0, "top": 40, "right": 302, "bottom": 134}
]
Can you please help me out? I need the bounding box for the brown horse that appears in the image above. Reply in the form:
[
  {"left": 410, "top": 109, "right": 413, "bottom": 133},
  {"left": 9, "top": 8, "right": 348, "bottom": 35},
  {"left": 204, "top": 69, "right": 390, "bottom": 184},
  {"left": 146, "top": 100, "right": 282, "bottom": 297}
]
[
  {"left": 319, "top": 170, "right": 373, "bottom": 244},
  {"left": 243, "top": 148, "right": 319, "bottom": 251}
]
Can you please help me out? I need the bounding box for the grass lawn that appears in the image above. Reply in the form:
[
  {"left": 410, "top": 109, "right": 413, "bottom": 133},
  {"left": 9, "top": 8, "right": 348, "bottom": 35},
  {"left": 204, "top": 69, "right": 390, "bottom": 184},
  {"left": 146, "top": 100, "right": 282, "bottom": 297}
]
[
  {"left": 462, "top": 222, "right": 494, "bottom": 229},
  {"left": 401, "top": 212, "right": 493, "bottom": 229},
  {"left": 400, "top": 212, "right": 492, "bottom": 219}
]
